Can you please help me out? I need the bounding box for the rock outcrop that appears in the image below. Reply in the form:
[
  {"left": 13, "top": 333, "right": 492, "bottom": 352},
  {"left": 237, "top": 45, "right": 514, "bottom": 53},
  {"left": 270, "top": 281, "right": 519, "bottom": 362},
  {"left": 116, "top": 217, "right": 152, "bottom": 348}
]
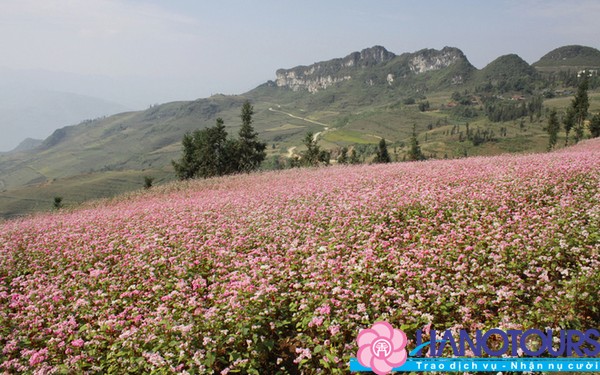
[{"left": 275, "top": 46, "right": 472, "bottom": 92}]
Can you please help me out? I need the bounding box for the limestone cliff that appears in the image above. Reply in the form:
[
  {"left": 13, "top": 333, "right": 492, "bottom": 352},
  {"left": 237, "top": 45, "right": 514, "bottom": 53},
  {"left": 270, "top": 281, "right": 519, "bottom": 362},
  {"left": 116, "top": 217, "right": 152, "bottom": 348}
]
[{"left": 275, "top": 46, "right": 473, "bottom": 93}]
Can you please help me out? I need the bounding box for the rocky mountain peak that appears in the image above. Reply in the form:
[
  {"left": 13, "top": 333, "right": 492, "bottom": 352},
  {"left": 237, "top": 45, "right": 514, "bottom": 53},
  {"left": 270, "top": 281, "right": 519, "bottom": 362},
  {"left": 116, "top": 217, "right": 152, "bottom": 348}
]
[
  {"left": 407, "top": 47, "right": 468, "bottom": 74},
  {"left": 275, "top": 46, "right": 395, "bottom": 93},
  {"left": 342, "top": 45, "right": 396, "bottom": 68},
  {"left": 274, "top": 46, "right": 471, "bottom": 93}
]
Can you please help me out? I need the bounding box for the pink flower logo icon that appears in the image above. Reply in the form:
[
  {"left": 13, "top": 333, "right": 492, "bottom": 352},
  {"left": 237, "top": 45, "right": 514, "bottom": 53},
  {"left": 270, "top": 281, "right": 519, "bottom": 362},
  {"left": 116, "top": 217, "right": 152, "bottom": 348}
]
[{"left": 356, "top": 321, "right": 408, "bottom": 375}]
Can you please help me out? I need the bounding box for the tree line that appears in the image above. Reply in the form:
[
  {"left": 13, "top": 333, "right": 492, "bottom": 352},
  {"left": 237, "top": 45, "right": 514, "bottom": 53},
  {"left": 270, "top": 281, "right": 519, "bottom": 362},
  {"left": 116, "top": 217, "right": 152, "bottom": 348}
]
[
  {"left": 546, "top": 74, "right": 600, "bottom": 150},
  {"left": 172, "top": 101, "right": 266, "bottom": 179}
]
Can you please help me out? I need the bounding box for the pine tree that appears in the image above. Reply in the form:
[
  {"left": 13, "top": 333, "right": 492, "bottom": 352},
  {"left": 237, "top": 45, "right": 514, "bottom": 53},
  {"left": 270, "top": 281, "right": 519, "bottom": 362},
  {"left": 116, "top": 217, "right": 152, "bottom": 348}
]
[
  {"left": 349, "top": 148, "right": 360, "bottom": 164},
  {"left": 53, "top": 196, "right": 63, "bottom": 210},
  {"left": 301, "top": 132, "right": 321, "bottom": 167},
  {"left": 373, "top": 138, "right": 391, "bottom": 163},
  {"left": 563, "top": 107, "right": 575, "bottom": 146},
  {"left": 236, "top": 101, "right": 266, "bottom": 173},
  {"left": 197, "top": 118, "right": 233, "bottom": 178},
  {"left": 572, "top": 75, "right": 589, "bottom": 143},
  {"left": 172, "top": 132, "right": 200, "bottom": 180},
  {"left": 337, "top": 146, "right": 349, "bottom": 164},
  {"left": 589, "top": 113, "right": 600, "bottom": 138},
  {"left": 546, "top": 109, "right": 560, "bottom": 150},
  {"left": 172, "top": 102, "right": 267, "bottom": 179},
  {"left": 172, "top": 118, "right": 234, "bottom": 179},
  {"left": 407, "top": 124, "right": 425, "bottom": 161}
]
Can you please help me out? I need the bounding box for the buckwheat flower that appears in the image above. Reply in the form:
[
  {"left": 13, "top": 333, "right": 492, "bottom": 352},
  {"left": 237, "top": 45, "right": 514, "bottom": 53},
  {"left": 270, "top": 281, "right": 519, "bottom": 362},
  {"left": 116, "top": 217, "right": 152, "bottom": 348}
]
[
  {"left": 28, "top": 348, "right": 48, "bottom": 366},
  {"left": 329, "top": 324, "right": 341, "bottom": 336},
  {"left": 308, "top": 316, "right": 324, "bottom": 327},
  {"left": 89, "top": 269, "right": 103, "bottom": 277},
  {"left": 71, "top": 339, "right": 84, "bottom": 348}
]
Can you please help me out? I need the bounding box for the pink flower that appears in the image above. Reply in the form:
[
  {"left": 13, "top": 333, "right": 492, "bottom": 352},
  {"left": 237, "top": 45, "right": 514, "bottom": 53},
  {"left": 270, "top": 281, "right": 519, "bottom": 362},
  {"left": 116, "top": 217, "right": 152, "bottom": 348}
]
[
  {"left": 71, "top": 339, "right": 85, "bottom": 347},
  {"left": 356, "top": 322, "right": 407, "bottom": 375},
  {"left": 28, "top": 348, "right": 48, "bottom": 366},
  {"left": 423, "top": 322, "right": 432, "bottom": 335}
]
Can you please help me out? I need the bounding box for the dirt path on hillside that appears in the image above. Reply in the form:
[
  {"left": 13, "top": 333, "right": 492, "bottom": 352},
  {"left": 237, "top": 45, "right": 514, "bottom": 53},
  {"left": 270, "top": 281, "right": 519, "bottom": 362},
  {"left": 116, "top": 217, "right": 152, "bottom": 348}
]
[
  {"left": 268, "top": 107, "right": 329, "bottom": 127},
  {"left": 287, "top": 146, "right": 297, "bottom": 158},
  {"left": 268, "top": 107, "right": 334, "bottom": 145}
]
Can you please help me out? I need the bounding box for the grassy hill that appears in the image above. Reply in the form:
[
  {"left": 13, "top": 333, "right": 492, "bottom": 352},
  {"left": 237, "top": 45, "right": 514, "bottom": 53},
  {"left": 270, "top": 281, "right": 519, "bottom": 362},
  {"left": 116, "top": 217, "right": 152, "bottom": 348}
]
[
  {"left": 533, "top": 45, "right": 600, "bottom": 71},
  {"left": 1, "top": 139, "right": 598, "bottom": 372},
  {"left": 1, "top": 45, "right": 600, "bottom": 218}
]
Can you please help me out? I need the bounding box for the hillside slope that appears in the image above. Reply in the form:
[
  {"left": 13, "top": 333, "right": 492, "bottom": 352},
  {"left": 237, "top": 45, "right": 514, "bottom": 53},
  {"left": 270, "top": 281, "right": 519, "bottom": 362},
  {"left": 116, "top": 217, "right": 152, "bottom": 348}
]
[
  {"left": 1, "top": 139, "right": 599, "bottom": 372},
  {"left": 533, "top": 45, "right": 600, "bottom": 70},
  {"left": 0, "top": 89, "right": 129, "bottom": 152},
  {"left": 2, "top": 44, "right": 600, "bottom": 218}
]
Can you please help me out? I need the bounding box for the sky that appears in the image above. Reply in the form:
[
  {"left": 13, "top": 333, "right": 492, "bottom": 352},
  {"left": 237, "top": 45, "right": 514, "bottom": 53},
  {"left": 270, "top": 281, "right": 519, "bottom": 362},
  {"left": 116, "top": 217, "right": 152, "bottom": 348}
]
[{"left": 1, "top": 0, "right": 600, "bottom": 149}]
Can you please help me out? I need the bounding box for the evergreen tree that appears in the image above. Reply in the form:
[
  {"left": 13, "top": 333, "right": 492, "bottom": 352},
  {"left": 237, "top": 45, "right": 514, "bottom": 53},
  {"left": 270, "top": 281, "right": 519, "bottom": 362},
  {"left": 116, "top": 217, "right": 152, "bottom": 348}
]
[
  {"left": 349, "top": 148, "right": 360, "bottom": 164},
  {"left": 572, "top": 75, "right": 589, "bottom": 143},
  {"left": 197, "top": 118, "right": 234, "bottom": 178},
  {"left": 301, "top": 132, "right": 321, "bottom": 167},
  {"left": 589, "top": 113, "right": 600, "bottom": 138},
  {"left": 373, "top": 138, "right": 391, "bottom": 163},
  {"left": 236, "top": 101, "right": 266, "bottom": 173},
  {"left": 318, "top": 149, "right": 331, "bottom": 166},
  {"left": 53, "top": 196, "right": 63, "bottom": 210},
  {"left": 546, "top": 109, "right": 560, "bottom": 150},
  {"left": 337, "top": 146, "right": 349, "bottom": 164},
  {"left": 172, "top": 132, "right": 200, "bottom": 180},
  {"left": 563, "top": 107, "right": 575, "bottom": 146},
  {"left": 172, "top": 118, "right": 234, "bottom": 179},
  {"left": 143, "top": 176, "right": 155, "bottom": 189},
  {"left": 407, "top": 124, "right": 425, "bottom": 161},
  {"left": 172, "top": 102, "right": 267, "bottom": 179}
]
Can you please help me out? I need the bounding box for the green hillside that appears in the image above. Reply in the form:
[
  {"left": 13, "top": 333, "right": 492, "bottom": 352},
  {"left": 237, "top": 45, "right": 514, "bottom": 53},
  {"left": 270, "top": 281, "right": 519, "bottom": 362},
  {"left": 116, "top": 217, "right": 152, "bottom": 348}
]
[
  {"left": 475, "top": 54, "right": 540, "bottom": 92},
  {"left": 533, "top": 45, "right": 600, "bottom": 70},
  {"left": 1, "top": 44, "right": 600, "bottom": 219}
]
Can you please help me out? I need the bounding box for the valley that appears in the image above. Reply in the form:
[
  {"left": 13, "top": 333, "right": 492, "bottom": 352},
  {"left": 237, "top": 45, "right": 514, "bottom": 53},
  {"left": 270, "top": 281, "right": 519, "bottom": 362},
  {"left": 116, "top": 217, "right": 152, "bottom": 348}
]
[{"left": 1, "top": 44, "right": 600, "bottom": 219}]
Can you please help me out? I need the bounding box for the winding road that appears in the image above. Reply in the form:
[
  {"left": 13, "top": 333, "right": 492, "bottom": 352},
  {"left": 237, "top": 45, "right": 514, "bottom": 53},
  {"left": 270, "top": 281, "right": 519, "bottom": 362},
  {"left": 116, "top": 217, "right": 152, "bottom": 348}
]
[{"left": 268, "top": 107, "right": 332, "bottom": 158}]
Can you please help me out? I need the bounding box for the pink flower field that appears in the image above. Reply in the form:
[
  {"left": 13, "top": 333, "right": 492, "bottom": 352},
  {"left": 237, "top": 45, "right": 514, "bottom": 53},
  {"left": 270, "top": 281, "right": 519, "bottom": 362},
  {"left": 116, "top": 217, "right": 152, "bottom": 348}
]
[{"left": 1, "top": 140, "right": 599, "bottom": 373}]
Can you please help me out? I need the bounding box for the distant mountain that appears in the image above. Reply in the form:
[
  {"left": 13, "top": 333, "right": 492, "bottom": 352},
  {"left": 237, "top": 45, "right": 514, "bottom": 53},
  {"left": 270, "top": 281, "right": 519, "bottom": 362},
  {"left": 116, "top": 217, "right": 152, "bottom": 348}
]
[
  {"left": 1, "top": 44, "right": 598, "bottom": 218},
  {"left": 533, "top": 45, "right": 600, "bottom": 70},
  {"left": 476, "top": 54, "right": 539, "bottom": 91},
  {"left": 274, "top": 45, "right": 475, "bottom": 94},
  {"left": 0, "top": 89, "right": 130, "bottom": 151},
  {"left": 10, "top": 138, "right": 43, "bottom": 153}
]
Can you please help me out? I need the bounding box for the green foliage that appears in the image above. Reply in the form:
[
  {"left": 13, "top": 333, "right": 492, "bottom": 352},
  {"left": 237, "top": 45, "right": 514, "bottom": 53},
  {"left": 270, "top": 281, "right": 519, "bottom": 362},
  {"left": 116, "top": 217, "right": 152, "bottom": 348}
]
[
  {"left": 483, "top": 96, "right": 542, "bottom": 123},
  {"left": 373, "top": 138, "right": 391, "bottom": 163},
  {"left": 475, "top": 54, "right": 539, "bottom": 93},
  {"left": 143, "top": 176, "right": 155, "bottom": 190},
  {"left": 407, "top": 124, "right": 425, "bottom": 161},
  {"left": 589, "top": 113, "right": 600, "bottom": 138},
  {"left": 546, "top": 110, "right": 560, "bottom": 150},
  {"left": 563, "top": 107, "right": 576, "bottom": 146},
  {"left": 53, "top": 196, "right": 63, "bottom": 210},
  {"left": 533, "top": 45, "right": 600, "bottom": 68},
  {"left": 172, "top": 118, "right": 236, "bottom": 180},
  {"left": 349, "top": 148, "right": 361, "bottom": 165},
  {"left": 236, "top": 101, "right": 267, "bottom": 173},
  {"left": 172, "top": 102, "right": 266, "bottom": 179},
  {"left": 337, "top": 146, "right": 349, "bottom": 164},
  {"left": 572, "top": 76, "right": 590, "bottom": 143},
  {"left": 300, "top": 132, "right": 323, "bottom": 167}
]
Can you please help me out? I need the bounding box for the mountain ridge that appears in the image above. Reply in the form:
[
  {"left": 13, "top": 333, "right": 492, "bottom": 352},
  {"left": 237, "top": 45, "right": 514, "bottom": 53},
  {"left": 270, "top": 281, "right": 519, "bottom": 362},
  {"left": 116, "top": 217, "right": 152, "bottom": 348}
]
[
  {"left": 274, "top": 45, "right": 474, "bottom": 93},
  {"left": 1, "top": 43, "right": 600, "bottom": 218},
  {"left": 533, "top": 45, "right": 600, "bottom": 68}
]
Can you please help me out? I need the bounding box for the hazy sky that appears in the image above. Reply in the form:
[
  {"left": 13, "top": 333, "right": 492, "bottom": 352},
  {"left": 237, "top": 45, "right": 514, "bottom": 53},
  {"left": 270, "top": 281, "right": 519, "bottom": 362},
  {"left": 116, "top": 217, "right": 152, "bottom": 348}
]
[
  {"left": 1, "top": 0, "right": 599, "bottom": 149},
  {"left": 2, "top": 0, "right": 600, "bottom": 104}
]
